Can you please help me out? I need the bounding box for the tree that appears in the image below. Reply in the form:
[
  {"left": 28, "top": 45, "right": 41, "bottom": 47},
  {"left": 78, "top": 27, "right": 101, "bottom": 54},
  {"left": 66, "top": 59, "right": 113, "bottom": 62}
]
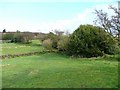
[
  {"left": 53, "top": 29, "right": 64, "bottom": 36},
  {"left": 109, "top": 5, "right": 120, "bottom": 43},
  {"left": 94, "top": 5, "right": 120, "bottom": 44},
  {"left": 3, "top": 29, "right": 6, "bottom": 33},
  {"left": 67, "top": 24, "right": 118, "bottom": 57}
]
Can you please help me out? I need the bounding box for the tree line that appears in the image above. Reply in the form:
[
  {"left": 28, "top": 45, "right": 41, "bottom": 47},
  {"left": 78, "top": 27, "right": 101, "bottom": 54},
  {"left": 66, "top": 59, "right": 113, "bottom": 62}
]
[{"left": 1, "top": 30, "right": 34, "bottom": 43}]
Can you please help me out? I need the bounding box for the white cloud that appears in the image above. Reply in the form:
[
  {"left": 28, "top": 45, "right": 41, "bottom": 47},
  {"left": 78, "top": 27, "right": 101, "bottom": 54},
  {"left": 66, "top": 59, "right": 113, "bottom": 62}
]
[{"left": 61, "top": 3, "right": 118, "bottom": 33}]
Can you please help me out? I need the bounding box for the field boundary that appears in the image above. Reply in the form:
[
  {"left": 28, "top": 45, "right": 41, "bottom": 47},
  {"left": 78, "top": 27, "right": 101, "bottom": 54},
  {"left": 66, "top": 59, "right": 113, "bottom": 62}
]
[{"left": 0, "top": 50, "right": 57, "bottom": 60}]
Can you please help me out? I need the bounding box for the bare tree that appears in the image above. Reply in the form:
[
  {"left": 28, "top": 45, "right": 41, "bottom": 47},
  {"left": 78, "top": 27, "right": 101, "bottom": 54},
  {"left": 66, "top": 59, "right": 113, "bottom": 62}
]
[
  {"left": 94, "top": 5, "right": 120, "bottom": 43},
  {"left": 94, "top": 9, "right": 112, "bottom": 34},
  {"left": 53, "top": 29, "right": 64, "bottom": 36},
  {"left": 109, "top": 5, "right": 120, "bottom": 40}
]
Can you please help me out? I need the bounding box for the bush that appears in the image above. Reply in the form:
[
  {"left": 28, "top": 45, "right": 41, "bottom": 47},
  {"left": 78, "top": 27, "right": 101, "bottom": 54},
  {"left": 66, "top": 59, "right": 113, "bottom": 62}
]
[
  {"left": 42, "top": 39, "right": 53, "bottom": 50},
  {"left": 37, "top": 33, "right": 48, "bottom": 42},
  {"left": 47, "top": 32, "right": 59, "bottom": 49},
  {"left": 13, "top": 32, "right": 33, "bottom": 44},
  {"left": 57, "top": 35, "right": 69, "bottom": 51},
  {"left": 41, "top": 32, "right": 59, "bottom": 49},
  {"left": 13, "top": 32, "right": 23, "bottom": 43},
  {"left": 67, "top": 24, "right": 118, "bottom": 57},
  {"left": 41, "top": 32, "right": 69, "bottom": 51},
  {"left": 2, "top": 33, "right": 14, "bottom": 41}
]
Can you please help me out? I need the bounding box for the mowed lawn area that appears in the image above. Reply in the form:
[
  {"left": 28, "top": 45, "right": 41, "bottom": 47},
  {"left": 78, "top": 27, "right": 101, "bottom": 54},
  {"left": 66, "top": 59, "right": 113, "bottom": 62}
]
[
  {"left": 2, "top": 52, "right": 118, "bottom": 88},
  {"left": 1, "top": 40, "right": 44, "bottom": 55}
]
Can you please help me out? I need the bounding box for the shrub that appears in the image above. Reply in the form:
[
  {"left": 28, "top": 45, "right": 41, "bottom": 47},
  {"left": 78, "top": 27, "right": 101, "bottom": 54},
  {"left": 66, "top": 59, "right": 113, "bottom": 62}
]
[
  {"left": 57, "top": 35, "right": 69, "bottom": 51},
  {"left": 41, "top": 32, "right": 59, "bottom": 49},
  {"left": 21, "top": 32, "right": 34, "bottom": 44},
  {"left": 47, "top": 32, "right": 59, "bottom": 49},
  {"left": 67, "top": 24, "right": 118, "bottom": 57},
  {"left": 42, "top": 39, "right": 53, "bottom": 50},
  {"left": 2, "top": 33, "right": 14, "bottom": 41},
  {"left": 37, "top": 33, "right": 48, "bottom": 42},
  {"left": 13, "top": 32, "right": 23, "bottom": 43},
  {"left": 13, "top": 32, "right": 33, "bottom": 44}
]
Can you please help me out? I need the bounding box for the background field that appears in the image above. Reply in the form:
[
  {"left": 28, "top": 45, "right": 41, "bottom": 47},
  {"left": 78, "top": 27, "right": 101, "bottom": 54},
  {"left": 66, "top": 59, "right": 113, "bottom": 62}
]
[
  {"left": 2, "top": 52, "right": 118, "bottom": 88},
  {"left": 1, "top": 40, "right": 44, "bottom": 55}
]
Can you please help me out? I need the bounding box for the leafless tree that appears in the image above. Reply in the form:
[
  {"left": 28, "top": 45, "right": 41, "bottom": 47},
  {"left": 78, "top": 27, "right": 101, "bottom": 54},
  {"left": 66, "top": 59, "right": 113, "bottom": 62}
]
[
  {"left": 53, "top": 29, "right": 64, "bottom": 36},
  {"left": 94, "top": 5, "right": 120, "bottom": 43}
]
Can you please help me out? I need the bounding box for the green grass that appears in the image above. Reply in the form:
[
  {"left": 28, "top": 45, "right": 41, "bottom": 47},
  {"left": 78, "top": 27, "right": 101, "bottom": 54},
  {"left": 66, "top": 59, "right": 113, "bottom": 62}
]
[
  {"left": 1, "top": 40, "right": 44, "bottom": 55},
  {"left": 1, "top": 40, "right": 119, "bottom": 88},
  {"left": 2, "top": 52, "right": 118, "bottom": 88}
]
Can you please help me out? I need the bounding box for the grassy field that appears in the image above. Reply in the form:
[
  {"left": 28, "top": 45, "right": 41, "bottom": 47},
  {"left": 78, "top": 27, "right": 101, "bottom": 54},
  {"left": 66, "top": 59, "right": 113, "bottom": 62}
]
[
  {"left": 2, "top": 52, "right": 118, "bottom": 88},
  {"left": 1, "top": 40, "right": 44, "bottom": 55},
  {"left": 1, "top": 40, "right": 119, "bottom": 88}
]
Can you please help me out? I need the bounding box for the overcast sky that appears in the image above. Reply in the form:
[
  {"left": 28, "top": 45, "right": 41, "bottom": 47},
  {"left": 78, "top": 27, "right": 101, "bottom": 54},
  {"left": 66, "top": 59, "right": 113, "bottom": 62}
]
[{"left": 0, "top": 0, "right": 118, "bottom": 33}]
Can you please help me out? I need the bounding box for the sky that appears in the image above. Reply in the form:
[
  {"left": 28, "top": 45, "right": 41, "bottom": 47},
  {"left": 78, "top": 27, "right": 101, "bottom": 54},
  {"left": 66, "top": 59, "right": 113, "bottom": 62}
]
[{"left": 0, "top": 0, "right": 118, "bottom": 33}]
